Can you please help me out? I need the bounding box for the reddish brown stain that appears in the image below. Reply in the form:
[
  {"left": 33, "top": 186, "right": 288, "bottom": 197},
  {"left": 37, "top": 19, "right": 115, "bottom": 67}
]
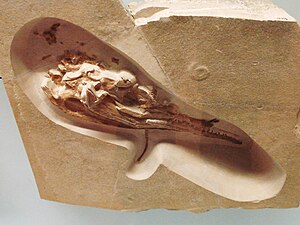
[
  {"left": 112, "top": 57, "right": 120, "bottom": 64},
  {"left": 42, "top": 23, "right": 61, "bottom": 45}
]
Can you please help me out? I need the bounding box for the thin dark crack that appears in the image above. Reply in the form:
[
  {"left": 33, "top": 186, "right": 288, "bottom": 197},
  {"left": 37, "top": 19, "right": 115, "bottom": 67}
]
[{"left": 137, "top": 129, "right": 149, "bottom": 161}]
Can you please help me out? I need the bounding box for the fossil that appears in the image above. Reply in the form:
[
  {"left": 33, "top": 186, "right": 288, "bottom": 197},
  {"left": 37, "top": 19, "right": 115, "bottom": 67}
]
[
  {"left": 11, "top": 17, "right": 286, "bottom": 203},
  {"left": 41, "top": 52, "right": 242, "bottom": 160}
]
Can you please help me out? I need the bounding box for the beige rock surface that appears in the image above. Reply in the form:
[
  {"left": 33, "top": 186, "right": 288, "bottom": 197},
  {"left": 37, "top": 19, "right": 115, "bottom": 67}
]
[
  {"left": 133, "top": 2, "right": 300, "bottom": 210},
  {"left": 0, "top": 0, "right": 299, "bottom": 211}
]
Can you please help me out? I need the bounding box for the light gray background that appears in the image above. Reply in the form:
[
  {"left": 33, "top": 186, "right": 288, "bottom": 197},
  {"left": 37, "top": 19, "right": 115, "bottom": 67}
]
[{"left": 0, "top": 1, "right": 299, "bottom": 224}]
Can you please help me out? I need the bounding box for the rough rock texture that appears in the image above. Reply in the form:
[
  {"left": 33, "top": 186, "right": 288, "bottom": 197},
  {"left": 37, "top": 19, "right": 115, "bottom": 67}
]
[{"left": 0, "top": 0, "right": 299, "bottom": 211}]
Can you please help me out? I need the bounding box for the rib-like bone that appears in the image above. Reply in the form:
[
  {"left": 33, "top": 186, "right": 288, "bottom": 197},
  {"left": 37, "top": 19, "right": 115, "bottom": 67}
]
[{"left": 42, "top": 52, "right": 242, "bottom": 145}]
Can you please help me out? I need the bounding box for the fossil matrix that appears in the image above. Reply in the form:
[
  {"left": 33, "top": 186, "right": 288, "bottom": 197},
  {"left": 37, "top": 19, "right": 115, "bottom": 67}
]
[
  {"left": 6, "top": 0, "right": 299, "bottom": 211},
  {"left": 10, "top": 15, "right": 287, "bottom": 204}
]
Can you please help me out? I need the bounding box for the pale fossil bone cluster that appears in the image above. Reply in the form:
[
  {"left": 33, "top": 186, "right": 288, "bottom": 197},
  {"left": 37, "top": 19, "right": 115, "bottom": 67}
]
[{"left": 41, "top": 52, "right": 242, "bottom": 145}]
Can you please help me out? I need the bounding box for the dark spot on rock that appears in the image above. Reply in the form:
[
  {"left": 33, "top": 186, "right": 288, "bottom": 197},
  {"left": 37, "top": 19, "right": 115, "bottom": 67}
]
[
  {"left": 42, "top": 54, "right": 52, "bottom": 60},
  {"left": 51, "top": 23, "right": 60, "bottom": 31},
  {"left": 112, "top": 57, "right": 120, "bottom": 64},
  {"left": 76, "top": 41, "right": 86, "bottom": 46},
  {"left": 42, "top": 23, "right": 61, "bottom": 45},
  {"left": 94, "top": 83, "right": 102, "bottom": 91}
]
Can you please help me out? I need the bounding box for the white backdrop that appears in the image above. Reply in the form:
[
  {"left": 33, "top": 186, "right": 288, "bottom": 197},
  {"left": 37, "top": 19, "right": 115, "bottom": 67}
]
[{"left": 0, "top": 1, "right": 299, "bottom": 224}]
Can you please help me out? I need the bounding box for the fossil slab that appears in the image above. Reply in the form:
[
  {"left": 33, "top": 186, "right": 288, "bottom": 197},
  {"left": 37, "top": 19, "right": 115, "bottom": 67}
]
[
  {"left": 11, "top": 17, "right": 285, "bottom": 203},
  {"left": 0, "top": 0, "right": 299, "bottom": 211}
]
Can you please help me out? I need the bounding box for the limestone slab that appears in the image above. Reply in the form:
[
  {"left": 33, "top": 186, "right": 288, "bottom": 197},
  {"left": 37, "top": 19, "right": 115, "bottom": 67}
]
[{"left": 0, "top": 0, "right": 299, "bottom": 211}]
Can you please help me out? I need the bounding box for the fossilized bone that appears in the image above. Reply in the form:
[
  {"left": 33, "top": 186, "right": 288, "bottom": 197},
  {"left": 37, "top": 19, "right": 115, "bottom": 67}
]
[{"left": 42, "top": 52, "right": 242, "bottom": 160}]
